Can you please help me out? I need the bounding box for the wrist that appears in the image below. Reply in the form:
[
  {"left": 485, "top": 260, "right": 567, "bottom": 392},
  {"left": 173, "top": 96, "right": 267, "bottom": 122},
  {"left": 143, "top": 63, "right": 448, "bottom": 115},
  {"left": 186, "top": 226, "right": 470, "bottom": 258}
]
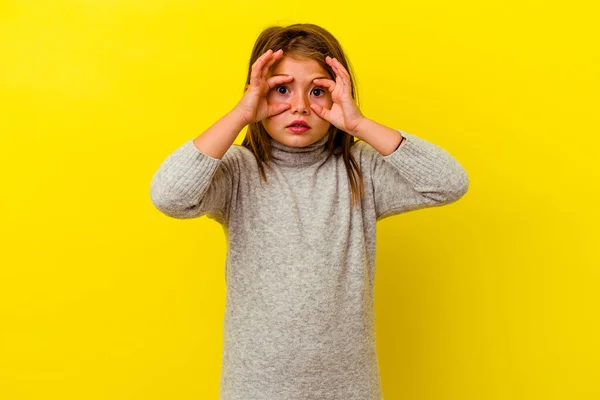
[
  {"left": 351, "top": 116, "right": 371, "bottom": 139},
  {"left": 230, "top": 106, "right": 251, "bottom": 129}
]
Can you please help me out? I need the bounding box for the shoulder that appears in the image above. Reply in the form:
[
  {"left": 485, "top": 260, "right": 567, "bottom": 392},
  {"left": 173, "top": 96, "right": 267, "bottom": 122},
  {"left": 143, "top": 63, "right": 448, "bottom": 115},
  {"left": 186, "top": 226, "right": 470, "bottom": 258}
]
[
  {"left": 217, "top": 144, "right": 259, "bottom": 173},
  {"left": 350, "top": 139, "right": 370, "bottom": 155},
  {"left": 349, "top": 139, "right": 377, "bottom": 165},
  {"left": 226, "top": 143, "right": 255, "bottom": 163},
  {"left": 350, "top": 129, "right": 412, "bottom": 162}
]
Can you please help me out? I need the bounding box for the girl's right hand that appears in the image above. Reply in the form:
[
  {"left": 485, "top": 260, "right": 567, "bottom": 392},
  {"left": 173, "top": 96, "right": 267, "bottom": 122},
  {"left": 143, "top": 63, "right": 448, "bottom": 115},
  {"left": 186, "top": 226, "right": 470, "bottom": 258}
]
[{"left": 235, "top": 49, "right": 294, "bottom": 125}]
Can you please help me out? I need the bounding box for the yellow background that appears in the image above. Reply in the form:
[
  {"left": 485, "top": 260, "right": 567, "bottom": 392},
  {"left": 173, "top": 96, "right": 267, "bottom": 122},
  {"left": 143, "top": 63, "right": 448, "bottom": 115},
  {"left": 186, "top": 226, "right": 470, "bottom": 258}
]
[{"left": 1, "top": 0, "right": 598, "bottom": 399}]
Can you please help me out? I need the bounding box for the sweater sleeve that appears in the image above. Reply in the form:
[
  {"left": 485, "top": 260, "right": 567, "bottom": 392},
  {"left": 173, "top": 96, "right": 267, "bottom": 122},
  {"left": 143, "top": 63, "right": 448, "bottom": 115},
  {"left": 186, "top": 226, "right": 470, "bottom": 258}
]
[
  {"left": 149, "top": 138, "right": 234, "bottom": 224},
  {"left": 364, "top": 130, "right": 469, "bottom": 221}
]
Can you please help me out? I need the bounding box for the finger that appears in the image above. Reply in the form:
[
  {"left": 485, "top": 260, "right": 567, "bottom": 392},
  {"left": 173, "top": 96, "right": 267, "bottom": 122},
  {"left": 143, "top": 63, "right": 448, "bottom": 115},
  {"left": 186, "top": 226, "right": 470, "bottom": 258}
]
[
  {"left": 330, "top": 58, "right": 350, "bottom": 89},
  {"left": 333, "top": 64, "right": 348, "bottom": 94},
  {"left": 332, "top": 58, "right": 351, "bottom": 82},
  {"left": 262, "top": 49, "right": 283, "bottom": 77},
  {"left": 329, "top": 59, "right": 350, "bottom": 95},
  {"left": 312, "top": 78, "right": 335, "bottom": 92},
  {"left": 326, "top": 56, "right": 340, "bottom": 79},
  {"left": 268, "top": 102, "right": 291, "bottom": 117},
  {"left": 329, "top": 59, "right": 340, "bottom": 80},
  {"left": 333, "top": 64, "right": 346, "bottom": 92},
  {"left": 331, "top": 63, "right": 344, "bottom": 91},
  {"left": 258, "top": 50, "right": 278, "bottom": 77},
  {"left": 252, "top": 49, "right": 273, "bottom": 69},
  {"left": 267, "top": 74, "right": 294, "bottom": 89},
  {"left": 250, "top": 49, "right": 274, "bottom": 83},
  {"left": 340, "top": 66, "right": 352, "bottom": 91},
  {"left": 310, "top": 103, "right": 330, "bottom": 121}
]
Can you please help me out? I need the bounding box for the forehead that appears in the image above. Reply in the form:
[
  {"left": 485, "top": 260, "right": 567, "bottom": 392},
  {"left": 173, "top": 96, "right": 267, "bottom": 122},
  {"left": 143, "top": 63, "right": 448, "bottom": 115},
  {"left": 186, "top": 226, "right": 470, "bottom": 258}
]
[{"left": 271, "top": 56, "right": 329, "bottom": 79}]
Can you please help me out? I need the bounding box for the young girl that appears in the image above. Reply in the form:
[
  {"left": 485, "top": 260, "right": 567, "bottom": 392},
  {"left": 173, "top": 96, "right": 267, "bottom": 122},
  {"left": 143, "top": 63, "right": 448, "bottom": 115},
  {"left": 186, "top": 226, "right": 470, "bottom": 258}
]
[{"left": 150, "top": 23, "right": 468, "bottom": 400}]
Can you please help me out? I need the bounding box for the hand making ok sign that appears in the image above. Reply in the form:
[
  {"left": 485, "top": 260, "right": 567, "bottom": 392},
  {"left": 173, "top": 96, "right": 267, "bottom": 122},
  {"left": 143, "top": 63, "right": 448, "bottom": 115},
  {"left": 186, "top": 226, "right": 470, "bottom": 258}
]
[{"left": 310, "top": 56, "right": 366, "bottom": 137}]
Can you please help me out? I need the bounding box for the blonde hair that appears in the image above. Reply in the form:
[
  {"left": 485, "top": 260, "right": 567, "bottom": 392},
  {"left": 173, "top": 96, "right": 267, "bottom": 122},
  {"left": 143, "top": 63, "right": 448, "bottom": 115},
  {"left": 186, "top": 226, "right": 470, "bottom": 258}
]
[{"left": 240, "top": 23, "right": 365, "bottom": 207}]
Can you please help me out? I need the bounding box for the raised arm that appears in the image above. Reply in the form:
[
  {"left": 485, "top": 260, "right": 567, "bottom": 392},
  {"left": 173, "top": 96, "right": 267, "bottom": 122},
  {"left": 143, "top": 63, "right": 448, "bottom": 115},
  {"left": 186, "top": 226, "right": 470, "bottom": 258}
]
[
  {"left": 149, "top": 108, "right": 247, "bottom": 221},
  {"left": 354, "top": 121, "right": 469, "bottom": 220}
]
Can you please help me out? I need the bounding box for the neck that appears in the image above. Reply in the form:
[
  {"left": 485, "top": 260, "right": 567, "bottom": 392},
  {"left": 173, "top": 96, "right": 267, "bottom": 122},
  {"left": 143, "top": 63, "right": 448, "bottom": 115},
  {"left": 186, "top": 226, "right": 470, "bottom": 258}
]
[{"left": 269, "top": 133, "right": 332, "bottom": 168}]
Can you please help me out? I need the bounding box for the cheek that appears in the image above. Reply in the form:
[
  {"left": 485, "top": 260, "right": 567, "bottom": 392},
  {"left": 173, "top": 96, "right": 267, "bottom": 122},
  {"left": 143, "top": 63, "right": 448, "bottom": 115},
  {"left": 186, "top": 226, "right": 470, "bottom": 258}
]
[
  {"left": 314, "top": 94, "right": 333, "bottom": 108},
  {"left": 265, "top": 91, "right": 284, "bottom": 103},
  {"left": 263, "top": 112, "right": 285, "bottom": 127}
]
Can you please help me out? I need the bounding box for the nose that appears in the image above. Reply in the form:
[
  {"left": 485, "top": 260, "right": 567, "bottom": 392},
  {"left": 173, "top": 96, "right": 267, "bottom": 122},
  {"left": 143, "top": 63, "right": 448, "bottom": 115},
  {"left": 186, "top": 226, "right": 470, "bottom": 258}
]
[{"left": 290, "top": 92, "right": 309, "bottom": 114}]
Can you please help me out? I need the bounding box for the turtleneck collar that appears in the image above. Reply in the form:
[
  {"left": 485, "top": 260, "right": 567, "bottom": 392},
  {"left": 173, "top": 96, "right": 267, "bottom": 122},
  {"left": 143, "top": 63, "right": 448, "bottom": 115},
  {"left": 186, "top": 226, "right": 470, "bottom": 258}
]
[{"left": 269, "top": 133, "right": 332, "bottom": 168}]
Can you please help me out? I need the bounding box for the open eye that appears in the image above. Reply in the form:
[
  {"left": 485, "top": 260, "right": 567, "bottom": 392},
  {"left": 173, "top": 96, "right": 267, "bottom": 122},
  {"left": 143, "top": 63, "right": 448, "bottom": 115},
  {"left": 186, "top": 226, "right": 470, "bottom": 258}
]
[
  {"left": 311, "top": 87, "right": 325, "bottom": 97},
  {"left": 274, "top": 85, "right": 326, "bottom": 97}
]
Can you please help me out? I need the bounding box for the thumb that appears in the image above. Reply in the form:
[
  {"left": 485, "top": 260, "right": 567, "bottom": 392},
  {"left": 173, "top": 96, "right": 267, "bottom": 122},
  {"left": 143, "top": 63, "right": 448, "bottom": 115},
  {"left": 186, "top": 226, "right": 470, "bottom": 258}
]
[
  {"left": 268, "top": 102, "right": 291, "bottom": 117},
  {"left": 310, "top": 104, "right": 330, "bottom": 121}
]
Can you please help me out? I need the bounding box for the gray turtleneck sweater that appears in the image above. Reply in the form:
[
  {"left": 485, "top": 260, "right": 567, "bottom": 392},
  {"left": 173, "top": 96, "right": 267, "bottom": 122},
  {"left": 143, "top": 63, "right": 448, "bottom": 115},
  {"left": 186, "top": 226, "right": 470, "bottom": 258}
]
[{"left": 150, "top": 130, "right": 469, "bottom": 400}]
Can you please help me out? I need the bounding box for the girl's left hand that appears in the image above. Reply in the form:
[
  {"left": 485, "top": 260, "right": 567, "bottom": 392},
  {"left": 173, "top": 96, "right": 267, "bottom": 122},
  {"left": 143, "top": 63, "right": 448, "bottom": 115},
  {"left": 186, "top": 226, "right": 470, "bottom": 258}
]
[{"left": 311, "top": 56, "right": 366, "bottom": 137}]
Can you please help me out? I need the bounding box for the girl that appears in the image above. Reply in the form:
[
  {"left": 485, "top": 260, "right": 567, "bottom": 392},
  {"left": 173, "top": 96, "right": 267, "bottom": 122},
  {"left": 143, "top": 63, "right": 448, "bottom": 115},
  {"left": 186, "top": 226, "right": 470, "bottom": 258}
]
[{"left": 150, "top": 23, "right": 468, "bottom": 400}]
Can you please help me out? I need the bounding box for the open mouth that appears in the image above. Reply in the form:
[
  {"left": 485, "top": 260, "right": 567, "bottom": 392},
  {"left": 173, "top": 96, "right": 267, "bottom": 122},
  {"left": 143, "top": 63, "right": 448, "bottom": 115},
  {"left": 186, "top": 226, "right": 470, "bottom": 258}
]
[{"left": 287, "top": 120, "right": 311, "bottom": 129}]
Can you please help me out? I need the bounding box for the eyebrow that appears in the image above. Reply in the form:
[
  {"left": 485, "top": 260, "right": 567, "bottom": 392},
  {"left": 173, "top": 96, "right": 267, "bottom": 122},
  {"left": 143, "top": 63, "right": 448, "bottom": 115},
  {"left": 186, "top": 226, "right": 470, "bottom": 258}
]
[{"left": 272, "top": 73, "right": 329, "bottom": 81}]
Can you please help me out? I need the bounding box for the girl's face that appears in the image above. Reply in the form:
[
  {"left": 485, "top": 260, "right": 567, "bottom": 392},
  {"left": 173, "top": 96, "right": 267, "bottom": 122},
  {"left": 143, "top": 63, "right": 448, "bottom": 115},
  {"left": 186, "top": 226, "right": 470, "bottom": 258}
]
[{"left": 261, "top": 56, "right": 334, "bottom": 148}]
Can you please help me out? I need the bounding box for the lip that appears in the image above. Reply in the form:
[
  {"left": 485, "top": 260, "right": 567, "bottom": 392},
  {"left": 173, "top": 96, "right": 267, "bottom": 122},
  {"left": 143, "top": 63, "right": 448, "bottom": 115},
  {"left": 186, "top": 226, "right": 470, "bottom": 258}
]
[
  {"left": 287, "top": 119, "right": 311, "bottom": 128},
  {"left": 287, "top": 126, "right": 311, "bottom": 133}
]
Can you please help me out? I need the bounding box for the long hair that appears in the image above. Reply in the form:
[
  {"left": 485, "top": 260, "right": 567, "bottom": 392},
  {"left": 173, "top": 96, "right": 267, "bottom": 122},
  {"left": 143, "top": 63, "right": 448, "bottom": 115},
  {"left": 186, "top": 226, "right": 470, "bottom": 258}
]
[{"left": 241, "top": 23, "right": 365, "bottom": 207}]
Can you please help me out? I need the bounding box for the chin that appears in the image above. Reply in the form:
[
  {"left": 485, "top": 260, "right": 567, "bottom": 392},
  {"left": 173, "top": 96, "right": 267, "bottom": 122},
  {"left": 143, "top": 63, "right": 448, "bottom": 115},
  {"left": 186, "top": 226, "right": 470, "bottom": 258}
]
[
  {"left": 263, "top": 122, "right": 329, "bottom": 147},
  {"left": 283, "top": 130, "right": 325, "bottom": 145}
]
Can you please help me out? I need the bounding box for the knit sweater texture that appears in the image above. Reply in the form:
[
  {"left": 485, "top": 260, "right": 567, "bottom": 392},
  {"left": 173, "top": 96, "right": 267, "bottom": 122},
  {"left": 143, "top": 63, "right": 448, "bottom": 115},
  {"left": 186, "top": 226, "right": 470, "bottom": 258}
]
[{"left": 150, "top": 129, "right": 469, "bottom": 400}]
